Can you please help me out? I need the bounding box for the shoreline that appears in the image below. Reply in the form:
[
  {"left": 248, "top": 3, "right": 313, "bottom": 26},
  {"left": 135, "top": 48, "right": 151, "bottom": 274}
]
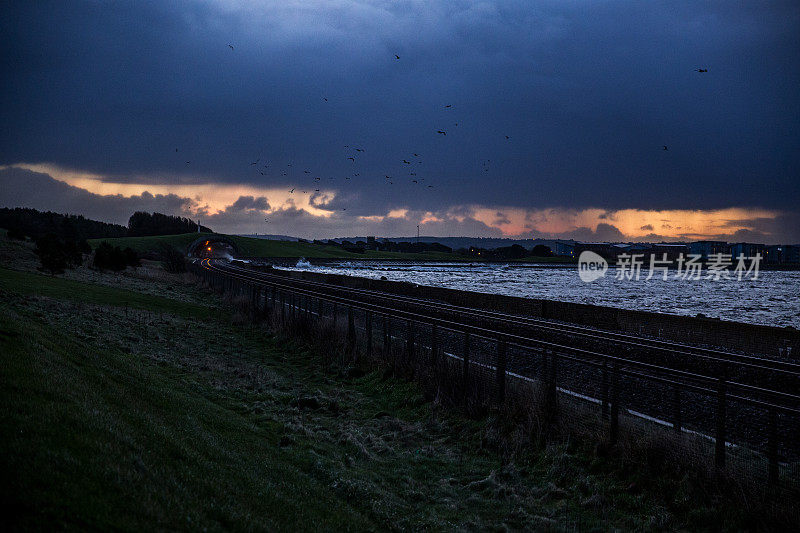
[{"left": 236, "top": 260, "right": 799, "bottom": 358}]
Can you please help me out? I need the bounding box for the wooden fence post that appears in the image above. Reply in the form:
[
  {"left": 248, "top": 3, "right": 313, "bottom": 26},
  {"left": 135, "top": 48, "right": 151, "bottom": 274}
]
[
  {"left": 601, "top": 359, "right": 609, "bottom": 420},
  {"left": 462, "top": 333, "right": 471, "bottom": 405},
  {"left": 431, "top": 324, "right": 438, "bottom": 366},
  {"left": 333, "top": 302, "right": 338, "bottom": 330},
  {"left": 715, "top": 376, "right": 727, "bottom": 468},
  {"left": 365, "top": 311, "right": 373, "bottom": 359},
  {"left": 495, "top": 340, "right": 507, "bottom": 406},
  {"left": 347, "top": 306, "right": 355, "bottom": 353},
  {"left": 406, "top": 320, "right": 414, "bottom": 360},
  {"left": 610, "top": 361, "right": 620, "bottom": 445},
  {"left": 383, "top": 316, "right": 391, "bottom": 358},
  {"left": 546, "top": 350, "right": 559, "bottom": 421},
  {"left": 768, "top": 407, "right": 779, "bottom": 486}
]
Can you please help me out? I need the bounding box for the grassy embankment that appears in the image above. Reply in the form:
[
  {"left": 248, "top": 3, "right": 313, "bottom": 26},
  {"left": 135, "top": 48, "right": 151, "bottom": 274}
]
[
  {"left": 87, "top": 232, "right": 573, "bottom": 262},
  {"left": 0, "top": 238, "right": 783, "bottom": 530}
]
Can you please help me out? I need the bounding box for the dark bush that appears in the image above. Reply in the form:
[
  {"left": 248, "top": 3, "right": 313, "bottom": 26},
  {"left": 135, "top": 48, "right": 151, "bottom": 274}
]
[
  {"left": 531, "top": 244, "right": 554, "bottom": 257},
  {"left": 6, "top": 226, "right": 27, "bottom": 240},
  {"left": 159, "top": 243, "right": 187, "bottom": 273},
  {"left": 123, "top": 247, "right": 140, "bottom": 268},
  {"left": 93, "top": 242, "right": 129, "bottom": 271},
  {"left": 34, "top": 233, "right": 82, "bottom": 274}
]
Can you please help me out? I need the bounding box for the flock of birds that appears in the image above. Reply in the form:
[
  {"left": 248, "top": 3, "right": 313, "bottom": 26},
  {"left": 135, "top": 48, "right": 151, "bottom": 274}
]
[{"left": 178, "top": 45, "right": 710, "bottom": 221}]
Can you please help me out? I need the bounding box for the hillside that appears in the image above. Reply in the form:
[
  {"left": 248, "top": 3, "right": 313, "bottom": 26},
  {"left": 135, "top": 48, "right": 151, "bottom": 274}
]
[
  {"left": 0, "top": 235, "right": 788, "bottom": 530},
  {"left": 88, "top": 233, "right": 462, "bottom": 260}
]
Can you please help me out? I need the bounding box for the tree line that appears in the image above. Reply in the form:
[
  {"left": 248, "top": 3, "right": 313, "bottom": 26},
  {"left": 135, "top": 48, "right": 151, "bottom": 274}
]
[
  {"left": 1, "top": 208, "right": 199, "bottom": 275},
  {"left": 1, "top": 207, "right": 212, "bottom": 241},
  {"left": 127, "top": 211, "right": 211, "bottom": 237}
]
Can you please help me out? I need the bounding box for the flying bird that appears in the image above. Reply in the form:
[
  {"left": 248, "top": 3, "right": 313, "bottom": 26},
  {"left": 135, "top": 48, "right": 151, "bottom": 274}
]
[
  {"left": 289, "top": 188, "right": 295, "bottom": 193},
  {"left": 347, "top": 157, "right": 355, "bottom": 161},
  {"left": 315, "top": 177, "right": 320, "bottom": 180},
  {"left": 355, "top": 148, "right": 364, "bottom": 152},
  {"left": 175, "top": 148, "right": 178, "bottom": 152},
  {"left": 663, "top": 145, "right": 669, "bottom": 151},
  {"left": 402, "top": 160, "right": 410, "bottom": 164},
  {"left": 413, "top": 153, "right": 419, "bottom": 157},
  {"left": 185, "top": 161, "right": 190, "bottom": 165},
  {"left": 696, "top": 68, "right": 708, "bottom": 72},
  {"left": 251, "top": 159, "right": 259, "bottom": 165},
  {"left": 444, "top": 105, "right": 452, "bottom": 108},
  {"left": 505, "top": 135, "right": 510, "bottom": 140},
  {"left": 394, "top": 54, "right": 400, "bottom": 59},
  {"left": 437, "top": 130, "right": 446, "bottom": 135},
  {"left": 227, "top": 44, "right": 234, "bottom": 50},
  {"left": 412, "top": 180, "right": 418, "bottom": 184},
  {"left": 323, "top": 97, "right": 328, "bottom": 101},
  {"left": 304, "top": 170, "right": 311, "bottom": 174}
]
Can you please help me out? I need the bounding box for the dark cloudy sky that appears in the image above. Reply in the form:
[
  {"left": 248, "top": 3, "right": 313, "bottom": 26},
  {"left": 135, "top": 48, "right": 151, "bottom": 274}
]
[{"left": 2, "top": 1, "right": 799, "bottom": 242}]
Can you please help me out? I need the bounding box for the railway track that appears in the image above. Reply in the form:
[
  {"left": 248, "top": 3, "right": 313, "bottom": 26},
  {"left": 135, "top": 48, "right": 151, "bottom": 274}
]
[
  {"left": 215, "top": 260, "right": 800, "bottom": 384},
  {"left": 197, "top": 258, "right": 800, "bottom": 473}
]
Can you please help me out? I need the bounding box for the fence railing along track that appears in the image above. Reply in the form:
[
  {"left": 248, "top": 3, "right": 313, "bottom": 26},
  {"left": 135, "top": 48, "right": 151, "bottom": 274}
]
[{"left": 194, "top": 259, "right": 800, "bottom": 490}]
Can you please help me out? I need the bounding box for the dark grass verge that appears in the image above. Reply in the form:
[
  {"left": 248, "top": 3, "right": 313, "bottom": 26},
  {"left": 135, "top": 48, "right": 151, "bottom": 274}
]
[
  {"left": 0, "top": 305, "right": 371, "bottom": 531},
  {"left": 229, "top": 279, "right": 800, "bottom": 531},
  {"left": 2, "top": 268, "right": 683, "bottom": 530},
  {"left": 0, "top": 267, "right": 223, "bottom": 321}
]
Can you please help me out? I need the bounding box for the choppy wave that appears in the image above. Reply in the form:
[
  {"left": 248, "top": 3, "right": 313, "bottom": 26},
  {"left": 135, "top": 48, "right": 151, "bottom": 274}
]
[{"left": 277, "top": 261, "right": 800, "bottom": 328}]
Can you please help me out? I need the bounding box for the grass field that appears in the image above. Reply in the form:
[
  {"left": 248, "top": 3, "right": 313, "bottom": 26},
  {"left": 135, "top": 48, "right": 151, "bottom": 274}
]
[
  {"left": 0, "top": 245, "right": 781, "bottom": 530},
  {"left": 86, "top": 232, "right": 572, "bottom": 262},
  {"left": 88, "top": 232, "right": 463, "bottom": 260}
]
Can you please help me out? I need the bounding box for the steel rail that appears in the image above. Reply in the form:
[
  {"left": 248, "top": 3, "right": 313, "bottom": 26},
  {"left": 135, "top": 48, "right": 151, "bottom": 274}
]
[
  {"left": 218, "top": 260, "right": 800, "bottom": 376},
  {"left": 199, "top": 259, "right": 800, "bottom": 414}
]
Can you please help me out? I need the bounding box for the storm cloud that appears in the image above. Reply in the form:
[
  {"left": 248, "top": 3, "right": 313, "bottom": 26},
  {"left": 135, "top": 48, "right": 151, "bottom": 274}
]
[{"left": 1, "top": 1, "right": 798, "bottom": 239}]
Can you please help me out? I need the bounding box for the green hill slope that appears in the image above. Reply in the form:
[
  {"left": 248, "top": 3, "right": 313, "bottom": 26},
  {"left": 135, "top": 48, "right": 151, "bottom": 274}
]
[{"left": 88, "top": 233, "right": 461, "bottom": 260}]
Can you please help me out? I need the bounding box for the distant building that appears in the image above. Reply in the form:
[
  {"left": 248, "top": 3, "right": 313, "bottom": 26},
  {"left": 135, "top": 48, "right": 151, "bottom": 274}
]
[
  {"left": 689, "top": 241, "right": 728, "bottom": 260},
  {"left": 551, "top": 240, "right": 576, "bottom": 258},
  {"left": 468, "top": 246, "right": 486, "bottom": 258},
  {"left": 729, "top": 242, "right": 765, "bottom": 259},
  {"left": 765, "top": 245, "right": 800, "bottom": 264},
  {"left": 787, "top": 245, "right": 800, "bottom": 263},
  {"left": 652, "top": 243, "right": 689, "bottom": 261},
  {"left": 573, "top": 242, "right": 616, "bottom": 261},
  {"left": 612, "top": 242, "right": 651, "bottom": 254}
]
